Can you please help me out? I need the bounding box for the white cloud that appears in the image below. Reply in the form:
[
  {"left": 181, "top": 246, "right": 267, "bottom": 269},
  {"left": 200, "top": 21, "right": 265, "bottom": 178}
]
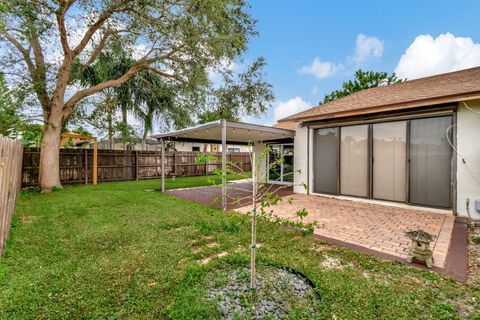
[
  {"left": 299, "top": 58, "right": 343, "bottom": 79},
  {"left": 395, "top": 33, "right": 480, "bottom": 79},
  {"left": 353, "top": 34, "right": 384, "bottom": 64},
  {"left": 299, "top": 34, "right": 384, "bottom": 79},
  {"left": 274, "top": 97, "right": 311, "bottom": 121}
]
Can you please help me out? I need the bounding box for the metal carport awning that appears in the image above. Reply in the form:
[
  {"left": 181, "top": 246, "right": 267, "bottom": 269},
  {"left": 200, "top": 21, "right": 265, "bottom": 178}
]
[{"left": 152, "top": 119, "right": 295, "bottom": 210}]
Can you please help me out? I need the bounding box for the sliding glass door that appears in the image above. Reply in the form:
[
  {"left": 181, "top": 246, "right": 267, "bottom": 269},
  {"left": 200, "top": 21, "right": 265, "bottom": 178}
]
[
  {"left": 372, "top": 121, "right": 407, "bottom": 201},
  {"left": 409, "top": 116, "right": 452, "bottom": 208},
  {"left": 313, "top": 128, "right": 338, "bottom": 194},
  {"left": 312, "top": 115, "right": 452, "bottom": 208},
  {"left": 340, "top": 125, "right": 369, "bottom": 197}
]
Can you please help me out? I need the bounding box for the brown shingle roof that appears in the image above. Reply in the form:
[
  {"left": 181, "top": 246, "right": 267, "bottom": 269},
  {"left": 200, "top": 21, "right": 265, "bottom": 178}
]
[
  {"left": 279, "top": 66, "right": 480, "bottom": 123},
  {"left": 273, "top": 121, "right": 298, "bottom": 130}
]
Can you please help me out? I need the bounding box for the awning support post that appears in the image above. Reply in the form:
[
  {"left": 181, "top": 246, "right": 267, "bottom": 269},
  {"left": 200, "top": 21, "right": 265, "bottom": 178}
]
[
  {"left": 161, "top": 138, "right": 165, "bottom": 193},
  {"left": 221, "top": 119, "right": 227, "bottom": 211}
]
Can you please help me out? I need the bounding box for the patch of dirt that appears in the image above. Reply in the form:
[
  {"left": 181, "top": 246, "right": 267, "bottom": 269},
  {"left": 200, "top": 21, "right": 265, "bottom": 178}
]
[
  {"left": 199, "top": 251, "right": 229, "bottom": 265},
  {"left": 310, "top": 243, "right": 330, "bottom": 253},
  {"left": 147, "top": 279, "right": 157, "bottom": 287},
  {"left": 207, "top": 242, "right": 219, "bottom": 248},
  {"left": 19, "top": 216, "right": 37, "bottom": 224},
  {"left": 217, "top": 251, "right": 228, "bottom": 258},
  {"left": 321, "top": 255, "right": 351, "bottom": 270},
  {"left": 467, "top": 226, "right": 480, "bottom": 285},
  {"left": 200, "top": 257, "right": 212, "bottom": 265},
  {"left": 192, "top": 247, "right": 203, "bottom": 254}
]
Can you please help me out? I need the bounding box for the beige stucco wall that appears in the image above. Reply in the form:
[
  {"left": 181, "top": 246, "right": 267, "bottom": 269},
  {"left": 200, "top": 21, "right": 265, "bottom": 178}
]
[
  {"left": 456, "top": 100, "right": 480, "bottom": 219},
  {"left": 252, "top": 142, "right": 267, "bottom": 183},
  {"left": 293, "top": 124, "right": 312, "bottom": 194}
]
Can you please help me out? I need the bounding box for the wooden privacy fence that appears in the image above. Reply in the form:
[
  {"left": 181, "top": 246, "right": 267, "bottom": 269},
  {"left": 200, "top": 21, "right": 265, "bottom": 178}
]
[
  {"left": 0, "top": 136, "right": 23, "bottom": 256},
  {"left": 22, "top": 148, "right": 252, "bottom": 187}
]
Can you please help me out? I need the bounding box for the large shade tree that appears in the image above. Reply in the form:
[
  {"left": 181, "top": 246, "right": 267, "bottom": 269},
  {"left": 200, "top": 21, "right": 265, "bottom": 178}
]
[{"left": 0, "top": 0, "right": 259, "bottom": 192}]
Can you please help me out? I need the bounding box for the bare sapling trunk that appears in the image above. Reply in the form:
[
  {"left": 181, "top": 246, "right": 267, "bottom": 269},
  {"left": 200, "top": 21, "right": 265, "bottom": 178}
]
[
  {"left": 39, "top": 112, "right": 63, "bottom": 192},
  {"left": 250, "top": 153, "right": 257, "bottom": 290}
]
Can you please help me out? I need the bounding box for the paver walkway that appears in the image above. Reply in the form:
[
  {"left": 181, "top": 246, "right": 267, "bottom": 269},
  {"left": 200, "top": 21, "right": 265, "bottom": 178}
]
[{"left": 237, "top": 193, "right": 455, "bottom": 268}]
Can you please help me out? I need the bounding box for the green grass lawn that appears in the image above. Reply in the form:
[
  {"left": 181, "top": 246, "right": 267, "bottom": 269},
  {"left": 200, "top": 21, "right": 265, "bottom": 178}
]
[{"left": 1, "top": 176, "right": 479, "bottom": 319}]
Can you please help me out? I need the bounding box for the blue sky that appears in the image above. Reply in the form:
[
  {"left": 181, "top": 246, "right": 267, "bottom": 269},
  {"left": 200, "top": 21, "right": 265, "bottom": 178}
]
[{"left": 241, "top": 0, "right": 480, "bottom": 125}]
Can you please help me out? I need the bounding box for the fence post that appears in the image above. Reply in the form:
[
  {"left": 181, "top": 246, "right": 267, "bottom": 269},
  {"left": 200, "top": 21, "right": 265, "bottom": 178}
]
[
  {"left": 135, "top": 150, "right": 139, "bottom": 181},
  {"left": 84, "top": 149, "right": 88, "bottom": 184}
]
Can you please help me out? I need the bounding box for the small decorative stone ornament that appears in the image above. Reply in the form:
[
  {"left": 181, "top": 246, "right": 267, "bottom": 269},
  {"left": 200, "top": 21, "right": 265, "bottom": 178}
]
[{"left": 405, "top": 229, "right": 436, "bottom": 268}]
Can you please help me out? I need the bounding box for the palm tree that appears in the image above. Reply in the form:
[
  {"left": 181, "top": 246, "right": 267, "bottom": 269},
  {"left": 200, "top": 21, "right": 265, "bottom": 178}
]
[
  {"left": 131, "top": 71, "right": 176, "bottom": 149},
  {"left": 72, "top": 48, "right": 133, "bottom": 149}
]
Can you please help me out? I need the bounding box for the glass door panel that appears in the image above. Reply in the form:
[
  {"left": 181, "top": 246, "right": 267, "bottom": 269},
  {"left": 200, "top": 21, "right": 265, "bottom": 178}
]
[
  {"left": 268, "top": 144, "right": 294, "bottom": 184},
  {"left": 268, "top": 145, "right": 281, "bottom": 182},
  {"left": 313, "top": 128, "right": 339, "bottom": 194},
  {"left": 409, "top": 116, "right": 452, "bottom": 208},
  {"left": 340, "top": 125, "right": 369, "bottom": 197},
  {"left": 372, "top": 121, "right": 407, "bottom": 201},
  {"left": 282, "top": 145, "right": 294, "bottom": 182}
]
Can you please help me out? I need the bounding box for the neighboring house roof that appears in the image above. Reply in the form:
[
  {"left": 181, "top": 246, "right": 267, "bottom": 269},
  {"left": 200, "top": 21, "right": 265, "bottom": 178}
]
[
  {"left": 279, "top": 66, "right": 480, "bottom": 123},
  {"left": 273, "top": 121, "right": 298, "bottom": 130}
]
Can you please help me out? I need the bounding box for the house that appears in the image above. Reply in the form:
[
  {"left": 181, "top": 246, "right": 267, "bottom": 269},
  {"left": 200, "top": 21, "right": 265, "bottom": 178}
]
[
  {"left": 276, "top": 66, "right": 480, "bottom": 221},
  {"left": 154, "top": 67, "right": 480, "bottom": 221}
]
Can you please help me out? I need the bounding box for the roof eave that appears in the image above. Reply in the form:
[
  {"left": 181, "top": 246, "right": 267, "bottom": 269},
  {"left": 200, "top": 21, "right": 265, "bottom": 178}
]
[{"left": 285, "top": 92, "right": 480, "bottom": 124}]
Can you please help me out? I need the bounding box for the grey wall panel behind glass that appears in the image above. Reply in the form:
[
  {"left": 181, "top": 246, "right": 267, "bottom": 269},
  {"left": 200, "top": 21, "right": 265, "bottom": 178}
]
[
  {"left": 313, "top": 128, "right": 338, "bottom": 194},
  {"left": 409, "top": 116, "right": 452, "bottom": 208},
  {"left": 340, "top": 125, "right": 369, "bottom": 197},
  {"left": 373, "top": 121, "right": 407, "bottom": 201}
]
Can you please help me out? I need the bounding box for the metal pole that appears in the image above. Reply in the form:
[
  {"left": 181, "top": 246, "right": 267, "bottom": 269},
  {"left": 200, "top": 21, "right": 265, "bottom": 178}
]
[
  {"left": 161, "top": 139, "right": 165, "bottom": 193},
  {"left": 221, "top": 119, "right": 227, "bottom": 211}
]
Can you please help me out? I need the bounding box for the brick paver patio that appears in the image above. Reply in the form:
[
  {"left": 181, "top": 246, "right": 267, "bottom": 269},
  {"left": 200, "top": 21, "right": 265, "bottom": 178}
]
[
  {"left": 168, "top": 182, "right": 457, "bottom": 270},
  {"left": 237, "top": 193, "right": 455, "bottom": 268}
]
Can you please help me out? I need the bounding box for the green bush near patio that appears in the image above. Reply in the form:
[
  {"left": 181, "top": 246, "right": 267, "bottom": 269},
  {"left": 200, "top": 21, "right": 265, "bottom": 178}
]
[{"left": 0, "top": 176, "right": 478, "bottom": 319}]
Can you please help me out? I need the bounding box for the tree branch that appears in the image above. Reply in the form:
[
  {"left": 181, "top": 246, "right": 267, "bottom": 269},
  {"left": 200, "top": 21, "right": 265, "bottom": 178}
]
[
  {"left": 55, "top": 2, "right": 71, "bottom": 55},
  {"left": 72, "top": 0, "right": 134, "bottom": 57},
  {"left": 63, "top": 64, "right": 145, "bottom": 115}
]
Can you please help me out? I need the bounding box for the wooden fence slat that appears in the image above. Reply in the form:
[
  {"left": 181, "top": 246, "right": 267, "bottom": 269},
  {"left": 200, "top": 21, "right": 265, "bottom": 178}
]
[
  {"left": 0, "top": 135, "right": 23, "bottom": 256},
  {"left": 21, "top": 149, "right": 251, "bottom": 187}
]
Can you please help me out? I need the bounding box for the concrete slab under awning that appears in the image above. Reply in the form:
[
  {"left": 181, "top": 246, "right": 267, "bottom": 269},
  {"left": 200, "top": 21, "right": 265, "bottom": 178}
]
[{"left": 151, "top": 119, "right": 295, "bottom": 210}]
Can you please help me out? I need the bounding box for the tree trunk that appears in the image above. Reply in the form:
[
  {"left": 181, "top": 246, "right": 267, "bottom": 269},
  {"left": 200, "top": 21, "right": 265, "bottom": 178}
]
[
  {"left": 122, "top": 108, "right": 127, "bottom": 124},
  {"left": 142, "top": 126, "right": 148, "bottom": 151},
  {"left": 38, "top": 116, "right": 63, "bottom": 192},
  {"left": 107, "top": 96, "right": 113, "bottom": 149}
]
